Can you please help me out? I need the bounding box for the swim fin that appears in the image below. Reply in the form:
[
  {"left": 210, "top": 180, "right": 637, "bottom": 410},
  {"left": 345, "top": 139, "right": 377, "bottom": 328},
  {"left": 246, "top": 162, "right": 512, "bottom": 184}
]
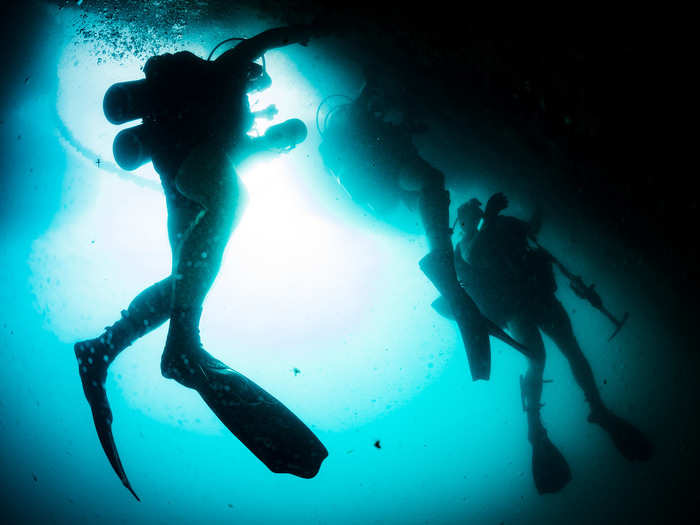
[
  {"left": 430, "top": 296, "right": 455, "bottom": 320},
  {"left": 531, "top": 430, "right": 572, "bottom": 494},
  {"left": 431, "top": 294, "right": 528, "bottom": 356},
  {"left": 419, "top": 249, "right": 491, "bottom": 380},
  {"left": 588, "top": 409, "right": 654, "bottom": 462},
  {"left": 163, "top": 350, "right": 328, "bottom": 478},
  {"left": 75, "top": 341, "right": 140, "bottom": 501}
]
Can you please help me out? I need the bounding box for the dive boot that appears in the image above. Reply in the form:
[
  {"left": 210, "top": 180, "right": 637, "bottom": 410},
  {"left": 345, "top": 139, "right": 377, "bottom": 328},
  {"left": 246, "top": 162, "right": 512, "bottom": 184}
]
[
  {"left": 588, "top": 408, "right": 654, "bottom": 461},
  {"left": 162, "top": 310, "right": 328, "bottom": 478}
]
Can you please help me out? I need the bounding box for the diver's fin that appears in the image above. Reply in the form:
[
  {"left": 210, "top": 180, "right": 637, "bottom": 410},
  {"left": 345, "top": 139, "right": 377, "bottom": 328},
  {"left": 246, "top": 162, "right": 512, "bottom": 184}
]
[
  {"left": 432, "top": 294, "right": 528, "bottom": 355},
  {"left": 75, "top": 343, "right": 140, "bottom": 501},
  {"left": 431, "top": 296, "right": 455, "bottom": 320},
  {"left": 588, "top": 410, "right": 654, "bottom": 462},
  {"left": 419, "top": 250, "right": 491, "bottom": 381},
  {"left": 485, "top": 319, "right": 529, "bottom": 355},
  {"left": 89, "top": 400, "right": 140, "bottom": 501},
  {"left": 452, "top": 304, "right": 492, "bottom": 381},
  {"left": 187, "top": 360, "right": 328, "bottom": 478},
  {"left": 531, "top": 431, "right": 572, "bottom": 494}
]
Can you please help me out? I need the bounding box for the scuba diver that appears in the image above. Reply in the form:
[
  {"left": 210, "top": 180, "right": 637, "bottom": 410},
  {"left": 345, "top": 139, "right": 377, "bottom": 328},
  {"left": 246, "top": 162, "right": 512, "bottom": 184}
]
[
  {"left": 318, "top": 65, "right": 527, "bottom": 382},
  {"left": 75, "top": 25, "right": 328, "bottom": 500},
  {"left": 445, "top": 192, "right": 653, "bottom": 493}
]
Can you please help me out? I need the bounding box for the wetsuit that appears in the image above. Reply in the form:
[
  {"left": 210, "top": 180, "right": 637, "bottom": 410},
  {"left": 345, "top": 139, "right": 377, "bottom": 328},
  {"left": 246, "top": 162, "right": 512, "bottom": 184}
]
[{"left": 457, "top": 215, "right": 556, "bottom": 328}]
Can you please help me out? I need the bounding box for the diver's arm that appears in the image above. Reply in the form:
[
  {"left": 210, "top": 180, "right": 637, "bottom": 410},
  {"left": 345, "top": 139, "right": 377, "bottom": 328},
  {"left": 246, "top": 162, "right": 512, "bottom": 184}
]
[
  {"left": 235, "top": 122, "right": 302, "bottom": 163},
  {"left": 528, "top": 203, "right": 543, "bottom": 238},
  {"left": 226, "top": 136, "right": 276, "bottom": 165},
  {"left": 252, "top": 104, "right": 278, "bottom": 120},
  {"left": 237, "top": 136, "right": 279, "bottom": 163},
  {"left": 482, "top": 192, "right": 508, "bottom": 230},
  {"left": 217, "top": 25, "right": 321, "bottom": 65}
]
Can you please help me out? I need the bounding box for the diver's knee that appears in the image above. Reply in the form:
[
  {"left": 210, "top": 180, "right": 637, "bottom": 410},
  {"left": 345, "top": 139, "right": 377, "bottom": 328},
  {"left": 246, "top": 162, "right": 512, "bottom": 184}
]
[{"left": 529, "top": 352, "right": 545, "bottom": 372}]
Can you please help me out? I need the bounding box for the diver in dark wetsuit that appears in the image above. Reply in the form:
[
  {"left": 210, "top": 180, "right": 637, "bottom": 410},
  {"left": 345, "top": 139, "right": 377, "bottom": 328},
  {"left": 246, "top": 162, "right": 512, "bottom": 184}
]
[
  {"left": 452, "top": 193, "right": 653, "bottom": 493},
  {"left": 74, "top": 26, "right": 327, "bottom": 500},
  {"left": 319, "top": 66, "right": 526, "bottom": 382}
]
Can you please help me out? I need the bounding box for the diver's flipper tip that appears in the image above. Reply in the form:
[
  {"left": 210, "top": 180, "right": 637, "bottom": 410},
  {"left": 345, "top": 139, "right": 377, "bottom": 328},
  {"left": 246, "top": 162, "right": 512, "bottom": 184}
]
[
  {"left": 607, "top": 312, "right": 629, "bottom": 341},
  {"left": 299, "top": 446, "right": 329, "bottom": 479},
  {"left": 270, "top": 445, "right": 328, "bottom": 478},
  {"left": 125, "top": 483, "right": 140, "bottom": 502},
  {"left": 91, "top": 403, "right": 139, "bottom": 500},
  {"left": 589, "top": 411, "right": 654, "bottom": 462}
]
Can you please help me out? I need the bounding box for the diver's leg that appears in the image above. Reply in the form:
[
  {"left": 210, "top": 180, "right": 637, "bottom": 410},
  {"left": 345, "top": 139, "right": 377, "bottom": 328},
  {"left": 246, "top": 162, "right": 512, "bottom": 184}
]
[
  {"left": 160, "top": 142, "right": 246, "bottom": 384},
  {"left": 538, "top": 297, "right": 603, "bottom": 409},
  {"left": 159, "top": 143, "right": 328, "bottom": 477},
  {"left": 75, "top": 278, "right": 172, "bottom": 377},
  {"left": 73, "top": 276, "right": 175, "bottom": 499},
  {"left": 403, "top": 160, "right": 491, "bottom": 379},
  {"left": 539, "top": 298, "right": 653, "bottom": 461},
  {"left": 73, "top": 182, "right": 198, "bottom": 500},
  {"left": 76, "top": 177, "right": 201, "bottom": 385},
  {"left": 509, "top": 314, "right": 571, "bottom": 494}
]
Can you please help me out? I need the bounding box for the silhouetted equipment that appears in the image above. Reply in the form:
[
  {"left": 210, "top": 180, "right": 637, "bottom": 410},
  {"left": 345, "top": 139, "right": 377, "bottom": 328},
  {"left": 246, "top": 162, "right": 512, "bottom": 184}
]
[
  {"left": 530, "top": 237, "right": 629, "bottom": 340},
  {"left": 262, "top": 118, "right": 308, "bottom": 150},
  {"left": 103, "top": 79, "right": 152, "bottom": 125},
  {"left": 315, "top": 94, "right": 353, "bottom": 137},
  {"left": 103, "top": 47, "right": 270, "bottom": 171},
  {"left": 207, "top": 36, "right": 246, "bottom": 61},
  {"left": 112, "top": 124, "right": 152, "bottom": 171},
  {"left": 103, "top": 75, "right": 159, "bottom": 170}
]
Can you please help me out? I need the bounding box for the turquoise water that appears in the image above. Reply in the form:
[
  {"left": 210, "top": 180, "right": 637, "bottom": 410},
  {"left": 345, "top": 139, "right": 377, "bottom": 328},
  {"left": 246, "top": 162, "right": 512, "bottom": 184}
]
[{"left": 1, "top": 4, "right": 696, "bottom": 524}]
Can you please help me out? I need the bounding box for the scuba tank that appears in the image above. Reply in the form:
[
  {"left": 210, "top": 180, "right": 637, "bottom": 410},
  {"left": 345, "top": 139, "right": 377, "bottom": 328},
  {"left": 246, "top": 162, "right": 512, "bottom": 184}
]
[
  {"left": 262, "top": 118, "right": 307, "bottom": 150},
  {"left": 103, "top": 79, "right": 156, "bottom": 170},
  {"left": 103, "top": 40, "right": 270, "bottom": 171},
  {"left": 103, "top": 79, "right": 153, "bottom": 125},
  {"left": 112, "top": 124, "right": 152, "bottom": 171}
]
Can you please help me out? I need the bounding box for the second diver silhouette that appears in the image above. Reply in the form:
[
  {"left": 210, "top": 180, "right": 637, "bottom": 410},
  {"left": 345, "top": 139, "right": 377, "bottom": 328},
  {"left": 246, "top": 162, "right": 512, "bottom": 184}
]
[
  {"left": 318, "top": 65, "right": 527, "bottom": 382},
  {"left": 75, "top": 26, "right": 328, "bottom": 500},
  {"left": 439, "top": 193, "right": 654, "bottom": 493}
]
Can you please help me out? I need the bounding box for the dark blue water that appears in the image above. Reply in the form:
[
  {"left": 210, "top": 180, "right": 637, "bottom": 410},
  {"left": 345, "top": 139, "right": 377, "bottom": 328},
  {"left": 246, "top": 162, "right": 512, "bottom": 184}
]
[{"left": 1, "top": 3, "right": 696, "bottom": 523}]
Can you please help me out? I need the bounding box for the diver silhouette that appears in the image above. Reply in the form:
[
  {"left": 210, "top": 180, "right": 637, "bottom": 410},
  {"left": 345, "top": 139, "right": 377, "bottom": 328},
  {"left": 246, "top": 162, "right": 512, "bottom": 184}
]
[
  {"left": 444, "top": 192, "right": 653, "bottom": 494},
  {"left": 318, "top": 65, "right": 527, "bottom": 382},
  {"left": 74, "top": 25, "right": 328, "bottom": 500}
]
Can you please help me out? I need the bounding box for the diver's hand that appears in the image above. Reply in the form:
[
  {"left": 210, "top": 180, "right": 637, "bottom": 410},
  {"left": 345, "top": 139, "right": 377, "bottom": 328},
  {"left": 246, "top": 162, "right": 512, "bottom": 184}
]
[
  {"left": 254, "top": 104, "right": 278, "bottom": 120},
  {"left": 485, "top": 192, "right": 508, "bottom": 216}
]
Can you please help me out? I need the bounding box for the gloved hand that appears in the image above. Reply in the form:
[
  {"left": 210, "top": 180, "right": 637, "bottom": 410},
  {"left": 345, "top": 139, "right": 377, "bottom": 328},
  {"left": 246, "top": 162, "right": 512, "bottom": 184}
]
[{"left": 485, "top": 192, "right": 508, "bottom": 216}]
